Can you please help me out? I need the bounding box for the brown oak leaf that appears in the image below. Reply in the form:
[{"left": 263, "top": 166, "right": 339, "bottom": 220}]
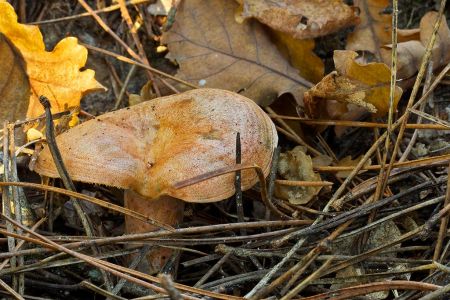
[{"left": 161, "top": 0, "right": 313, "bottom": 106}]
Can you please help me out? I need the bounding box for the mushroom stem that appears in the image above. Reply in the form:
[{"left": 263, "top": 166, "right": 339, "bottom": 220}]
[{"left": 124, "top": 190, "right": 185, "bottom": 274}]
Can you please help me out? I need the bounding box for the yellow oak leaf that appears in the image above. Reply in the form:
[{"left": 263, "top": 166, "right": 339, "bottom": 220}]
[{"left": 0, "top": 1, "right": 105, "bottom": 120}]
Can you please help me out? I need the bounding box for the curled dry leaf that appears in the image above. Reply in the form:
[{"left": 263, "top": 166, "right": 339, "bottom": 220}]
[
  {"left": 34, "top": 89, "right": 278, "bottom": 202},
  {"left": 161, "top": 0, "right": 312, "bottom": 107},
  {"left": 346, "top": 0, "right": 417, "bottom": 58},
  {"left": 0, "top": 32, "right": 29, "bottom": 124},
  {"left": 236, "top": 0, "right": 360, "bottom": 39},
  {"left": 346, "top": 0, "right": 391, "bottom": 58},
  {"left": 420, "top": 11, "right": 450, "bottom": 66},
  {"left": 335, "top": 155, "right": 371, "bottom": 178},
  {"left": 381, "top": 12, "right": 450, "bottom": 80},
  {"left": 275, "top": 146, "right": 322, "bottom": 205},
  {"left": 381, "top": 41, "right": 425, "bottom": 79},
  {"left": 304, "top": 50, "right": 403, "bottom": 121},
  {"left": 0, "top": 1, "right": 104, "bottom": 120}
]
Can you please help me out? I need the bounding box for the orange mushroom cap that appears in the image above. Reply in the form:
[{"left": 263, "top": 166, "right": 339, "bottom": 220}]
[{"left": 34, "top": 88, "right": 278, "bottom": 202}]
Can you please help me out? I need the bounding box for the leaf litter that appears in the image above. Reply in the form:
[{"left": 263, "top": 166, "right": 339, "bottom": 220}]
[{"left": 0, "top": 0, "right": 449, "bottom": 299}]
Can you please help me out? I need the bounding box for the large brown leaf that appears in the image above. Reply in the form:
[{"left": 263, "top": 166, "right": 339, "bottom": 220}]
[
  {"left": 161, "top": 0, "right": 312, "bottom": 106},
  {"left": 237, "top": 0, "right": 360, "bottom": 39},
  {"left": 0, "top": 33, "right": 29, "bottom": 124},
  {"left": 346, "top": 0, "right": 391, "bottom": 58},
  {"left": 0, "top": 1, "right": 104, "bottom": 119}
]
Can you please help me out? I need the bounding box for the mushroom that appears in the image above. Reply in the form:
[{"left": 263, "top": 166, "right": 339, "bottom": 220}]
[{"left": 33, "top": 88, "right": 278, "bottom": 273}]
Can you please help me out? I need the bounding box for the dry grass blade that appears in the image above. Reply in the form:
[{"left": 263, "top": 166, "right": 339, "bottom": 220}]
[
  {"left": 268, "top": 114, "right": 450, "bottom": 130},
  {"left": 373, "top": 0, "right": 399, "bottom": 202},
  {"left": 29, "top": 0, "right": 151, "bottom": 25}
]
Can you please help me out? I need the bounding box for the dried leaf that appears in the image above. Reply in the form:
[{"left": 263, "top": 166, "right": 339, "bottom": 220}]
[
  {"left": 398, "top": 28, "right": 421, "bottom": 41},
  {"left": 381, "top": 41, "right": 425, "bottom": 79},
  {"left": 35, "top": 89, "right": 278, "bottom": 202},
  {"left": 161, "top": 0, "right": 312, "bottom": 106},
  {"left": 304, "top": 50, "right": 403, "bottom": 120},
  {"left": 420, "top": 11, "right": 450, "bottom": 67},
  {"left": 270, "top": 30, "right": 324, "bottom": 83},
  {"left": 128, "top": 81, "right": 158, "bottom": 106},
  {"left": 237, "top": 0, "right": 360, "bottom": 39},
  {"left": 0, "top": 32, "right": 29, "bottom": 124},
  {"left": 346, "top": 0, "right": 391, "bottom": 58},
  {"left": 347, "top": 0, "right": 416, "bottom": 58},
  {"left": 381, "top": 12, "right": 450, "bottom": 82},
  {"left": 336, "top": 155, "right": 371, "bottom": 178},
  {"left": 275, "top": 146, "right": 322, "bottom": 205},
  {"left": 0, "top": 1, "right": 105, "bottom": 119}
]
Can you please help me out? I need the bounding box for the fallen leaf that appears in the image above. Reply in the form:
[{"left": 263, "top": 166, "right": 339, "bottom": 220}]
[
  {"left": 380, "top": 11, "right": 450, "bottom": 82},
  {"left": 381, "top": 41, "right": 425, "bottom": 79},
  {"left": 236, "top": 0, "right": 360, "bottom": 39},
  {"left": 161, "top": 0, "right": 312, "bottom": 106},
  {"left": 347, "top": 0, "right": 417, "bottom": 58},
  {"left": 335, "top": 155, "right": 372, "bottom": 178},
  {"left": 346, "top": 0, "right": 391, "bottom": 58},
  {"left": 420, "top": 11, "right": 450, "bottom": 67},
  {"left": 128, "top": 81, "right": 158, "bottom": 106},
  {"left": 0, "top": 32, "right": 29, "bottom": 124},
  {"left": 270, "top": 30, "right": 324, "bottom": 83},
  {"left": 0, "top": 1, "right": 104, "bottom": 120},
  {"left": 398, "top": 28, "right": 421, "bottom": 41},
  {"left": 275, "top": 146, "right": 322, "bottom": 205},
  {"left": 304, "top": 50, "right": 403, "bottom": 121}
]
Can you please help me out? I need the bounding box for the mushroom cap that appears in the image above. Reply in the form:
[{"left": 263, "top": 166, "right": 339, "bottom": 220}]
[{"left": 34, "top": 88, "right": 278, "bottom": 202}]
